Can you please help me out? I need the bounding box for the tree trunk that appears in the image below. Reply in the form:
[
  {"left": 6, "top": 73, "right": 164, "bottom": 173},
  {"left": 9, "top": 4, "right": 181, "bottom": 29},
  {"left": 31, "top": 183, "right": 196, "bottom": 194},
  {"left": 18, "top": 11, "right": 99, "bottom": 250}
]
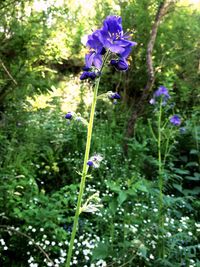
[{"left": 124, "top": 0, "right": 176, "bottom": 154}]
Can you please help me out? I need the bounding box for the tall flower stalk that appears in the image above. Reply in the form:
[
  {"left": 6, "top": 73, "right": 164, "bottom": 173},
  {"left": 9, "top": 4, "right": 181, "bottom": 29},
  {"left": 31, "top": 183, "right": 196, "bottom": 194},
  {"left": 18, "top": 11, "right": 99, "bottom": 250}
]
[
  {"left": 157, "top": 98, "right": 165, "bottom": 259},
  {"left": 65, "top": 16, "right": 136, "bottom": 267},
  {"left": 149, "top": 86, "right": 182, "bottom": 259},
  {"left": 149, "top": 86, "right": 169, "bottom": 258},
  {"left": 65, "top": 70, "right": 101, "bottom": 267}
]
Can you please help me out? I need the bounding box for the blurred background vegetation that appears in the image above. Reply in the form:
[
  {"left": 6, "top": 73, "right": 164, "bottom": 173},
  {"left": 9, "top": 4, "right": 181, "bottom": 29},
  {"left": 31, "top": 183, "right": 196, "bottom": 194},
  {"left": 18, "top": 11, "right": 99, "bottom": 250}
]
[{"left": 0, "top": 0, "right": 200, "bottom": 266}]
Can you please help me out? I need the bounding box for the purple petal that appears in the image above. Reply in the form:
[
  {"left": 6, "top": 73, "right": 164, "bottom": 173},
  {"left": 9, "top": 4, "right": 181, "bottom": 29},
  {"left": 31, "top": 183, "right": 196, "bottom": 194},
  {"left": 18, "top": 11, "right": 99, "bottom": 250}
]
[
  {"left": 85, "top": 52, "right": 95, "bottom": 68},
  {"left": 103, "top": 16, "right": 123, "bottom": 34},
  {"left": 110, "top": 59, "right": 117, "bottom": 66},
  {"left": 86, "top": 30, "right": 104, "bottom": 51},
  {"left": 109, "top": 44, "right": 125, "bottom": 54},
  {"left": 93, "top": 54, "right": 103, "bottom": 69},
  {"left": 119, "top": 46, "right": 132, "bottom": 58},
  {"left": 80, "top": 72, "right": 89, "bottom": 80},
  {"left": 114, "top": 39, "right": 133, "bottom": 47}
]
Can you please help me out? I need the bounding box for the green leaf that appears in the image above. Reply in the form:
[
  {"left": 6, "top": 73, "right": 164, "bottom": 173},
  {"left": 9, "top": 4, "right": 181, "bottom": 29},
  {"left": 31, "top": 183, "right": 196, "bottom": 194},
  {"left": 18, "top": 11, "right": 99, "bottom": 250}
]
[
  {"left": 183, "top": 187, "right": 200, "bottom": 196},
  {"left": 173, "top": 183, "right": 182, "bottom": 192},
  {"left": 190, "top": 149, "right": 199, "bottom": 155},
  {"left": 136, "top": 183, "right": 148, "bottom": 192},
  {"left": 185, "top": 172, "right": 200, "bottom": 181},
  {"left": 179, "top": 156, "right": 188, "bottom": 162},
  {"left": 106, "top": 181, "right": 121, "bottom": 193},
  {"left": 186, "top": 162, "right": 199, "bottom": 167},
  {"left": 109, "top": 198, "right": 118, "bottom": 214},
  {"left": 117, "top": 191, "right": 127, "bottom": 205},
  {"left": 138, "top": 244, "right": 147, "bottom": 258},
  {"left": 174, "top": 168, "right": 190, "bottom": 175},
  {"left": 92, "top": 242, "right": 109, "bottom": 260}
]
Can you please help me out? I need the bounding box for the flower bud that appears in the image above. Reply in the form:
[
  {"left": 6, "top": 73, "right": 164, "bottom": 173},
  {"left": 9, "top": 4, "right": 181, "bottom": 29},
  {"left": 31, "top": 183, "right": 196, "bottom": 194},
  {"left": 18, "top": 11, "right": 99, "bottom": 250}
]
[{"left": 65, "top": 112, "right": 73, "bottom": 120}]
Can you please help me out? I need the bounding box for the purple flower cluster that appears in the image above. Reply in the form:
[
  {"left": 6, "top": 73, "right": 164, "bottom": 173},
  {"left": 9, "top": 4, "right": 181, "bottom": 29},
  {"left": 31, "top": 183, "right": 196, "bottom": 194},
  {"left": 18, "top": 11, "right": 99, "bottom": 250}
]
[
  {"left": 80, "top": 15, "right": 137, "bottom": 80},
  {"left": 170, "top": 114, "right": 181, "bottom": 126},
  {"left": 80, "top": 71, "right": 97, "bottom": 80},
  {"left": 150, "top": 86, "right": 170, "bottom": 105}
]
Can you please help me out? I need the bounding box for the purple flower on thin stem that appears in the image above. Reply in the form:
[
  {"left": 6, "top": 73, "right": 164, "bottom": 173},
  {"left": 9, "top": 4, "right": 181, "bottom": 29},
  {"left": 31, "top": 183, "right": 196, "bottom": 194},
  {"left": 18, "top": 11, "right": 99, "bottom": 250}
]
[
  {"left": 154, "top": 86, "right": 170, "bottom": 98},
  {"left": 80, "top": 15, "right": 137, "bottom": 80},
  {"left": 170, "top": 115, "right": 181, "bottom": 126},
  {"left": 87, "top": 154, "right": 103, "bottom": 168},
  {"left": 65, "top": 112, "right": 73, "bottom": 120},
  {"left": 150, "top": 86, "right": 170, "bottom": 105}
]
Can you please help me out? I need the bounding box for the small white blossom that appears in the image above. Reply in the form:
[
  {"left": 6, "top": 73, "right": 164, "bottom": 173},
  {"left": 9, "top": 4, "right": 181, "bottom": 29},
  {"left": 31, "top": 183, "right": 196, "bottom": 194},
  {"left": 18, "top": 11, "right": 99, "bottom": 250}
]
[
  {"left": 149, "top": 254, "right": 154, "bottom": 259},
  {"left": 0, "top": 239, "right": 5, "bottom": 246}
]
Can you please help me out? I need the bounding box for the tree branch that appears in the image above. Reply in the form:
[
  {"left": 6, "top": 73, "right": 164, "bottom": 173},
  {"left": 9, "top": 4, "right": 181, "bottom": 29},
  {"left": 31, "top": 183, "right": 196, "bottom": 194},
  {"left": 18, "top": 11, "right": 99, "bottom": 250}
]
[
  {"left": 145, "top": 1, "right": 169, "bottom": 91},
  {"left": 124, "top": 0, "right": 177, "bottom": 154},
  {"left": 0, "top": 59, "right": 18, "bottom": 85}
]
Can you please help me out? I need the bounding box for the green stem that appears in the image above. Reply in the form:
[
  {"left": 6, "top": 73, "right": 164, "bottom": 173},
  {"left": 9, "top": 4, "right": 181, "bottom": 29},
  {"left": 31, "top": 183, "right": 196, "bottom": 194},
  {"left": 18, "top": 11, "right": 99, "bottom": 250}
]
[
  {"left": 148, "top": 119, "right": 157, "bottom": 142},
  {"left": 65, "top": 78, "right": 99, "bottom": 267},
  {"left": 163, "top": 129, "right": 173, "bottom": 165},
  {"left": 157, "top": 99, "right": 164, "bottom": 259},
  {"left": 65, "top": 52, "right": 109, "bottom": 267}
]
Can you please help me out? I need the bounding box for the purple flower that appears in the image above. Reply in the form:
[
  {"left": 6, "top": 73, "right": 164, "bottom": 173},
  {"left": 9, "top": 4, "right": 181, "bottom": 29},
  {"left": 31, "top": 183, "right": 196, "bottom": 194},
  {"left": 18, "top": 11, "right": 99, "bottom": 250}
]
[
  {"left": 150, "top": 86, "right": 170, "bottom": 105},
  {"left": 107, "top": 91, "right": 121, "bottom": 100},
  {"left": 65, "top": 112, "right": 73, "bottom": 120},
  {"left": 154, "top": 86, "right": 170, "bottom": 99},
  {"left": 80, "top": 15, "right": 137, "bottom": 79},
  {"left": 112, "top": 92, "right": 121, "bottom": 99},
  {"left": 170, "top": 115, "right": 181, "bottom": 126},
  {"left": 87, "top": 154, "right": 103, "bottom": 168},
  {"left": 85, "top": 30, "right": 104, "bottom": 70},
  {"left": 80, "top": 71, "right": 97, "bottom": 80},
  {"left": 100, "top": 16, "right": 136, "bottom": 57},
  {"left": 110, "top": 58, "right": 128, "bottom": 71},
  {"left": 87, "top": 161, "right": 94, "bottom": 167}
]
